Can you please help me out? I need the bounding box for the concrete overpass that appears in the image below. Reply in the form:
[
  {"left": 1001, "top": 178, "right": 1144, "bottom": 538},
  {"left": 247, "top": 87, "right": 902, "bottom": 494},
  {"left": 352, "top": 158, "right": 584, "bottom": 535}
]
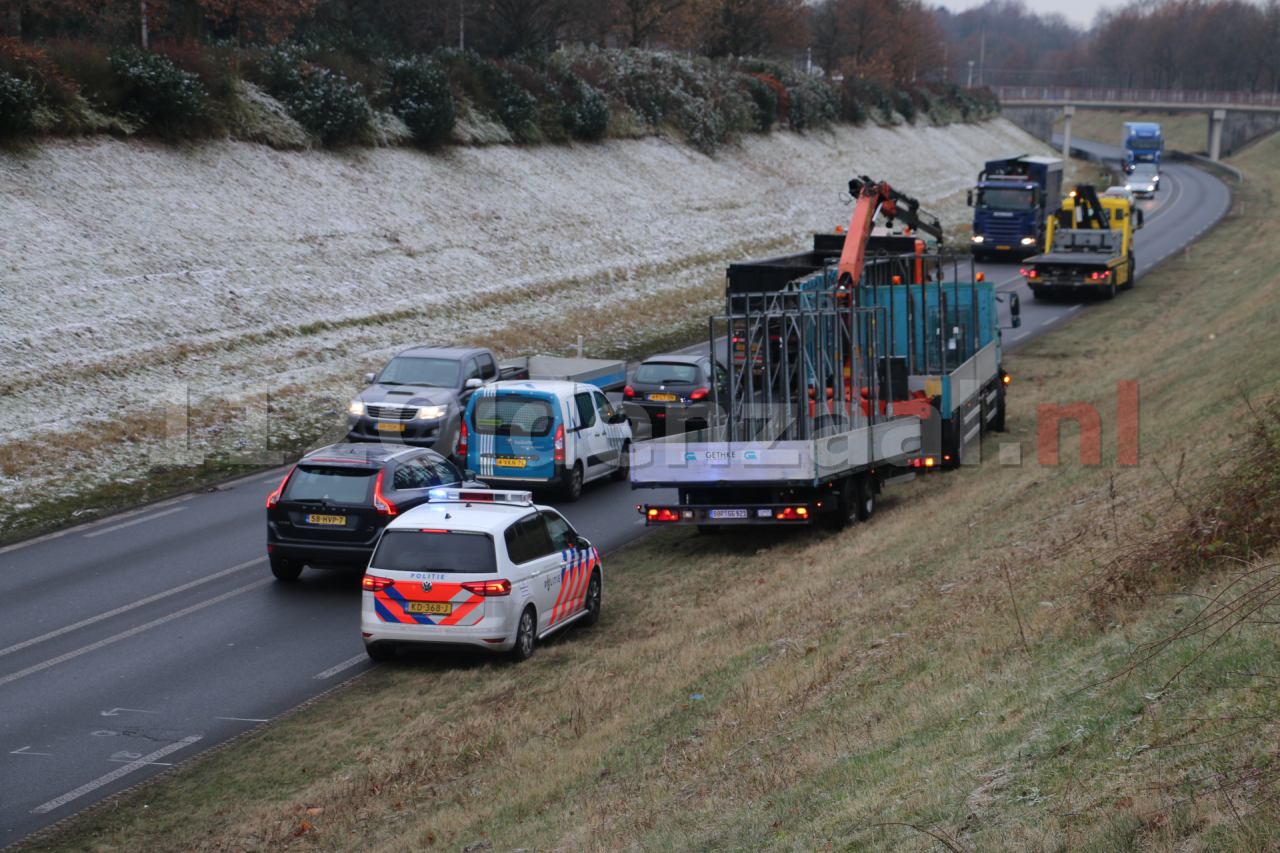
[{"left": 993, "top": 85, "right": 1280, "bottom": 161}]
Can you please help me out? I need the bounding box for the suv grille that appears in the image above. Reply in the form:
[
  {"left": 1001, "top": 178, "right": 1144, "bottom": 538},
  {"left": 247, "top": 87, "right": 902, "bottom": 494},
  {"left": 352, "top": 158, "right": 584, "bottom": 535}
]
[{"left": 366, "top": 404, "right": 415, "bottom": 420}]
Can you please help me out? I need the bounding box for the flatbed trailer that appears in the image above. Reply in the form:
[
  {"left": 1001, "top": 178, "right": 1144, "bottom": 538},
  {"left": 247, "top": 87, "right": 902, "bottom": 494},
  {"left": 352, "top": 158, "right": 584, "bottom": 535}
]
[
  {"left": 499, "top": 355, "right": 627, "bottom": 391},
  {"left": 1022, "top": 185, "right": 1141, "bottom": 300}
]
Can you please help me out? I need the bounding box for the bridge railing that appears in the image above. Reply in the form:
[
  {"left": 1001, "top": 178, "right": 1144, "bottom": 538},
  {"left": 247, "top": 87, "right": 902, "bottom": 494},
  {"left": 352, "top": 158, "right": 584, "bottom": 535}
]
[{"left": 992, "top": 85, "right": 1280, "bottom": 108}]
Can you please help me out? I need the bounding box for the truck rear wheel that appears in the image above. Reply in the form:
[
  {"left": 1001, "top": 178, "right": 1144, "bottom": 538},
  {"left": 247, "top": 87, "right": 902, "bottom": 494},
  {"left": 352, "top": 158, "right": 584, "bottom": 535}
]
[
  {"left": 1123, "top": 253, "right": 1136, "bottom": 290},
  {"left": 992, "top": 384, "right": 1007, "bottom": 433},
  {"left": 855, "top": 475, "right": 876, "bottom": 522},
  {"left": 821, "top": 478, "right": 857, "bottom": 531}
]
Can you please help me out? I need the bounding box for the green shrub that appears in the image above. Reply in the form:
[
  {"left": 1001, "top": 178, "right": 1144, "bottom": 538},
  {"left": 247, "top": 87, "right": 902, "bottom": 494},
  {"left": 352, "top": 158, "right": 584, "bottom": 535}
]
[
  {"left": 786, "top": 75, "right": 837, "bottom": 130},
  {"left": 744, "top": 74, "right": 777, "bottom": 131},
  {"left": 560, "top": 78, "right": 609, "bottom": 140},
  {"left": 893, "top": 89, "right": 916, "bottom": 122},
  {"left": 0, "top": 71, "right": 38, "bottom": 136},
  {"left": 259, "top": 46, "right": 372, "bottom": 144},
  {"left": 434, "top": 49, "right": 536, "bottom": 141},
  {"left": 386, "top": 57, "right": 455, "bottom": 146},
  {"left": 109, "top": 48, "right": 207, "bottom": 130}
]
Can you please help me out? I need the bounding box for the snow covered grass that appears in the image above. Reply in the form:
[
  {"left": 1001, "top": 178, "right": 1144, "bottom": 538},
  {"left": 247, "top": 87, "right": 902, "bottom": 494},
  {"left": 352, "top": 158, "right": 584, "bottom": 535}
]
[{"left": 0, "top": 118, "right": 1051, "bottom": 539}]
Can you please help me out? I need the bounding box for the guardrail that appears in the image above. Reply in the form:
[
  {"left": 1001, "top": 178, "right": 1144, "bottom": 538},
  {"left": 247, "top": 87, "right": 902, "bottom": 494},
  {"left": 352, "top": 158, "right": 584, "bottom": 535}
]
[{"left": 993, "top": 85, "right": 1280, "bottom": 109}]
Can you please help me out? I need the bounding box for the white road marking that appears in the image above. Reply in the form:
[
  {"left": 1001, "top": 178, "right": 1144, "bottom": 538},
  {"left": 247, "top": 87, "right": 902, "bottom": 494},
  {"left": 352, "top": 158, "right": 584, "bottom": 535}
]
[
  {"left": 31, "top": 735, "right": 202, "bottom": 814},
  {"left": 10, "top": 746, "right": 52, "bottom": 756},
  {"left": 0, "top": 579, "right": 272, "bottom": 689},
  {"left": 214, "top": 716, "right": 270, "bottom": 723},
  {"left": 107, "top": 758, "right": 173, "bottom": 767},
  {"left": 0, "top": 557, "right": 265, "bottom": 660},
  {"left": 100, "top": 708, "right": 158, "bottom": 717},
  {"left": 83, "top": 505, "right": 188, "bottom": 538},
  {"left": 314, "top": 654, "right": 369, "bottom": 680},
  {"left": 1040, "top": 317, "right": 1058, "bottom": 326},
  {"left": 0, "top": 496, "right": 194, "bottom": 556}
]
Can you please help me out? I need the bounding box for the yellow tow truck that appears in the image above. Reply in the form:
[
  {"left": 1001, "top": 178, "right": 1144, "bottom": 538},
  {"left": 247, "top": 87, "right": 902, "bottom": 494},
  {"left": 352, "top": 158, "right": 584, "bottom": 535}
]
[{"left": 1021, "top": 185, "right": 1143, "bottom": 300}]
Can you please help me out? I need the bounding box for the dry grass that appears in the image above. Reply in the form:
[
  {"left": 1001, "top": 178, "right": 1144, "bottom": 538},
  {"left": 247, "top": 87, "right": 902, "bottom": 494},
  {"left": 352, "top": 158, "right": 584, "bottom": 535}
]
[{"left": 24, "top": 138, "right": 1280, "bottom": 852}]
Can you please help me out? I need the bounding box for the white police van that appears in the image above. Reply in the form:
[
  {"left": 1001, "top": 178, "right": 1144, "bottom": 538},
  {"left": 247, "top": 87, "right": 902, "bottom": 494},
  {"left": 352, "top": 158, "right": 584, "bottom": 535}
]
[{"left": 360, "top": 489, "right": 602, "bottom": 662}]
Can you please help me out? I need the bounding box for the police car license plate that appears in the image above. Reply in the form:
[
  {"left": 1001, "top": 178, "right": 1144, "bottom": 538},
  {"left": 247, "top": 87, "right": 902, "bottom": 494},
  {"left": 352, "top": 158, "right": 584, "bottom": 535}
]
[
  {"left": 495, "top": 457, "right": 527, "bottom": 468},
  {"left": 648, "top": 393, "right": 678, "bottom": 402},
  {"left": 306, "top": 514, "right": 346, "bottom": 526},
  {"left": 709, "top": 509, "right": 749, "bottom": 520},
  {"left": 376, "top": 422, "right": 405, "bottom": 432},
  {"left": 407, "top": 602, "right": 452, "bottom": 615}
]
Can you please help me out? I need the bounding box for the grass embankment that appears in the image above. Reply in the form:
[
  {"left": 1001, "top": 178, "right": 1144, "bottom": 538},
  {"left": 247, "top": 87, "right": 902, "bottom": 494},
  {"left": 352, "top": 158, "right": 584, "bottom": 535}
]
[
  {"left": 1055, "top": 109, "right": 1209, "bottom": 155},
  {"left": 27, "top": 138, "right": 1280, "bottom": 851}
]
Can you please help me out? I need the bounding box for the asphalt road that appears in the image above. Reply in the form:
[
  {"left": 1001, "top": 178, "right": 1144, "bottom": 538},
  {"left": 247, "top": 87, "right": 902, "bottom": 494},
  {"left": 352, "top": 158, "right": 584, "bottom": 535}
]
[{"left": 0, "top": 143, "right": 1231, "bottom": 847}]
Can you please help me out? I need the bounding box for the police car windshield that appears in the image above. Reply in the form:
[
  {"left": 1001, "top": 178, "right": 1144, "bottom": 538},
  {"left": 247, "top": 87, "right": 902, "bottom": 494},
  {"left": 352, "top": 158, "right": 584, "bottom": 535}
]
[{"left": 372, "top": 529, "right": 497, "bottom": 573}]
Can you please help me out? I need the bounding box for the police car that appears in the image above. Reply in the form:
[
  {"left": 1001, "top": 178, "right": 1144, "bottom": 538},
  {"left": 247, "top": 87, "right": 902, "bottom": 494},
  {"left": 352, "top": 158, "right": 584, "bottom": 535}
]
[{"left": 360, "top": 489, "right": 602, "bottom": 662}]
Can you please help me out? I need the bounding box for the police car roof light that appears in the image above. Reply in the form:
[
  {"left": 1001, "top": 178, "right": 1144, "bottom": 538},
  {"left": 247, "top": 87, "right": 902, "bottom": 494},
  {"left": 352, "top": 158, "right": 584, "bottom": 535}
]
[{"left": 428, "top": 488, "right": 533, "bottom": 505}]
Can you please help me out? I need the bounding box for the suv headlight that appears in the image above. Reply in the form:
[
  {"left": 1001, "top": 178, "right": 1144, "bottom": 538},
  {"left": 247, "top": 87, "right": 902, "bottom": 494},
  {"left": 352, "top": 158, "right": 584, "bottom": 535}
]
[
  {"left": 416, "top": 405, "right": 447, "bottom": 420},
  {"left": 348, "top": 400, "right": 365, "bottom": 417}
]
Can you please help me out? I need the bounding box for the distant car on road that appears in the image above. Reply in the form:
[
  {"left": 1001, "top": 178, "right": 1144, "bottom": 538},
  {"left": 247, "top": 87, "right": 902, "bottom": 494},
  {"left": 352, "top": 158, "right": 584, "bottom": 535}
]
[
  {"left": 360, "top": 489, "right": 602, "bottom": 662},
  {"left": 622, "top": 353, "right": 726, "bottom": 438},
  {"left": 265, "top": 443, "right": 486, "bottom": 582},
  {"left": 1125, "top": 163, "right": 1160, "bottom": 198}
]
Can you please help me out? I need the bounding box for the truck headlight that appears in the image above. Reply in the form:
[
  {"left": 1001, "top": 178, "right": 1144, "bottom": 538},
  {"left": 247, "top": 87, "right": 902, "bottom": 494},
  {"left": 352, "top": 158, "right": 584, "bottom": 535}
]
[
  {"left": 416, "top": 405, "right": 447, "bottom": 420},
  {"left": 971, "top": 235, "right": 985, "bottom": 243},
  {"left": 1020, "top": 237, "right": 1036, "bottom": 245},
  {"left": 348, "top": 400, "right": 365, "bottom": 417}
]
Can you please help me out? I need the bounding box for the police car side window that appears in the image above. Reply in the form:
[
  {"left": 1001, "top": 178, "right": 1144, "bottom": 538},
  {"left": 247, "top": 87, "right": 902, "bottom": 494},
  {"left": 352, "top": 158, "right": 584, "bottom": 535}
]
[
  {"left": 542, "top": 511, "right": 575, "bottom": 551},
  {"left": 574, "top": 392, "right": 596, "bottom": 428},
  {"left": 505, "top": 515, "right": 554, "bottom": 564}
]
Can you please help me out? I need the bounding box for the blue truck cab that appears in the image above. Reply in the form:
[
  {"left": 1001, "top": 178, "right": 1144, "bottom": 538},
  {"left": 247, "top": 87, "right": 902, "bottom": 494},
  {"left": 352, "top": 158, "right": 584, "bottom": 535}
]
[
  {"left": 1123, "top": 122, "right": 1163, "bottom": 170},
  {"left": 462, "top": 381, "right": 632, "bottom": 501},
  {"left": 968, "top": 155, "right": 1063, "bottom": 260}
]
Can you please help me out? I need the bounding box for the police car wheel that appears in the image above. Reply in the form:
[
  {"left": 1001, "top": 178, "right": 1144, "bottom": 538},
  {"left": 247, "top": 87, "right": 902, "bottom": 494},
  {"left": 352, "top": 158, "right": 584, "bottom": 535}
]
[
  {"left": 511, "top": 606, "right": 537, "bottom": 662},
  {"left": 582, "top": 571, "right": 602, "bottom": 627},
  {"left": 269, "top": 554, "right": 302, "bottom": 582},
  {"left": 365, "top": 642, "right": 395, "bottom": 663},
  {"left": 611, "top": 442, "right": 630, "bottom": 482}
]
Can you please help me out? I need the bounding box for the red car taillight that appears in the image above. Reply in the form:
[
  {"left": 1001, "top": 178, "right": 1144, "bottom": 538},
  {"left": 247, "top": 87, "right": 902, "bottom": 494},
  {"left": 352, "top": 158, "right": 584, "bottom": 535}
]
[
  {"left": 372, "top": 470, "right": 398, "bottom": 516},
  {"left": 462, "top": 579, "right": 512, "bottom": 596},
  {"left": 646, "top": 507, "right": 681, "bottom": 522},
  {"left": 361, "top": 574, "right": 395, "bottom": 591},
  {"left": 457, "top": 420, "right": 468, "bottom": 459},
  {"left": 689, "top": 387, "right": 710, "bottom": 402},
  {"left": 266, "top": 466, "right": 295, "bottom": 509},
  {"left": 623, "top": 385, "right": 635, "bottom": 399},
  {"left": 554, "top": 423, "right": 565, "bottom": 464}
]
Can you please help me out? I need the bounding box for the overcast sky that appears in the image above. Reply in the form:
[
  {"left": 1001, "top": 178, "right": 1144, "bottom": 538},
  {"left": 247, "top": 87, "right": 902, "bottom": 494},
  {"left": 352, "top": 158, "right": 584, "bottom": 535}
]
[{"left": 935, "top": 0, "right": 1113, "bottom": 29}]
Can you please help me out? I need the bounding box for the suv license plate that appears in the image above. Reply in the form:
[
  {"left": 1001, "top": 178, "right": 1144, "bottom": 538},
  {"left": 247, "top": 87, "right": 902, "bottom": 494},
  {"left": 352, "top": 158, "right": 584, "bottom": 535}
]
[
  {"left": 306, "top": 514, "right": 346, "bottom": 526},
  {"left": 407, "top": 602, "right": 452, "bottom": 615},
  {"left": 709, "top": 509, "right": 748, "bottom": 520},
  {"left": 376, "top": 422, "right": 406, "bottom": 432}
]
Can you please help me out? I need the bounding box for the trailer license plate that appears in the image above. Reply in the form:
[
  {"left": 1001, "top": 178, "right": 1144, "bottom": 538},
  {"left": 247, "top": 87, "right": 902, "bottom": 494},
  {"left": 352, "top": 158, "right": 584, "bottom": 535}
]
[
  {"left": 648, "top": 393, "right": 678, "bottom": 402},
  {"left": 406, "top": 602, "right": 452, "bottom": 615},
  {"left": 376, "top": 422, "right": 405, "bottom": 432},
  {"left": 306, "top": 514, "right": 346, "bottom": 526},
  {"left": 709, "top": 509, "right": 749, "bottom": 520},
  {"left": 496, "top": 457, "right": 527, "bottom": 468}
]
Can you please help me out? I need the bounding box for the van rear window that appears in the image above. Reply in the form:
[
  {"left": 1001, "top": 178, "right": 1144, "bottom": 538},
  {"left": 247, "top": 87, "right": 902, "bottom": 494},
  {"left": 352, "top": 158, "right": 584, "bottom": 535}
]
[
  {"left": 473, "top": 396, "right": 555, "bottom": 437},
  {"left": 371, "top": 530, "right": 497, "bottom": 574}
]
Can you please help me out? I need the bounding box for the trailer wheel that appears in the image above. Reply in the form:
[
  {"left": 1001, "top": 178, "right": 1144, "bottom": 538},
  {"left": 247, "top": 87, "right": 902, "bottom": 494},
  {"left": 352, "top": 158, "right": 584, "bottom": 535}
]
[
  {"left": 1031, "top": 286, "right": 1047, "bottom": 301},
  {"left": 1105, "top": 280, "right": 1117, "bottom": 300},
  {"left": 855, "top": 475, "right": 876, "bottom": 522},
  {"left": 1123, "top": 253, "right": 1136, "bottom": 290}
]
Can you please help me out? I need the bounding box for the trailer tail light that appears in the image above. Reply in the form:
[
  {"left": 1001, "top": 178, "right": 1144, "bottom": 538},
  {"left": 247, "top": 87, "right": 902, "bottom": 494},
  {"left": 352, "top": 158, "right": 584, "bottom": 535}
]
[
  {"left": 1089, "top": 271, "right": 1111, "bottom": 280},
  {"left": 554, "top": 423, "right": 565, "bottom": 464},
  {"left": 266, "top": 466, "right": 295, "bottom": 508},
  {"left": 623, "top": 385, "right": 636, "bottom": 399},
  {"left": 775, "top": 506, "right": 809, "bottom": 521},
  {"left": 372, "top": 470, "right": 398, "bottom": 517},
  {"left": 689, "top": 387, "right": 710, "bottom": 402},
  {"left": 462, "top": 579, "right": 512, "bottom": 597},
  {"left": 910, "top": 456, "right": 938, "bottom": 469},
  {"left": 1002, "top": 371, "right": 1012, "bottom": 386},
  {"left": 1021, "top": 268, "right": 1039, "bottom": 279},
  {"left": 361, "top": 574, "right": 395, "bottom": 592},
  {"left": 646, "top": 507, "right": 681, "bottom": 523},
  {"left": 457, "top": 420, "right": 468, "bottom": 459}
]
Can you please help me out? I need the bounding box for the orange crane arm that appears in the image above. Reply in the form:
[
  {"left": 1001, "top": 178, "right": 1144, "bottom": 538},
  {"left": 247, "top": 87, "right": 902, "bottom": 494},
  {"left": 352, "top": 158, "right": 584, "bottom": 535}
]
[{"left": 836, "top": 176, "right": 943, "bottom": 289}]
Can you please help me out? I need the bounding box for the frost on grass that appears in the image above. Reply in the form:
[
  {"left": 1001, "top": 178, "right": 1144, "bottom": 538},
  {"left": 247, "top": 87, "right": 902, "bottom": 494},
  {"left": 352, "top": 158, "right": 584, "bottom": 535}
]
[{"left": 0, "top": 118, "right": 1050, "bottom": 532}]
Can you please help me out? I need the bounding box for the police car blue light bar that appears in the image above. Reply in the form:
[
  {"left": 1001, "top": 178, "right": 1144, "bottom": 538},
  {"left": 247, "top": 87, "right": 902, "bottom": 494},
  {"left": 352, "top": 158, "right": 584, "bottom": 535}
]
[{"left": 428, "top": 488, "right": 533, "bottom": 505}]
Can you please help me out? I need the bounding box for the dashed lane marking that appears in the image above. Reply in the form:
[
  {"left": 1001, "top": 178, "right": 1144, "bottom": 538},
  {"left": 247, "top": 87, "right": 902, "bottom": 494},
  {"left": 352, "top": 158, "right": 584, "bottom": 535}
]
[
  {"left": 83, "top": 506, "right": 188, "bottom": 538},
  {"left": 31, "top": 735, "right": 202, "bottom": 814}
]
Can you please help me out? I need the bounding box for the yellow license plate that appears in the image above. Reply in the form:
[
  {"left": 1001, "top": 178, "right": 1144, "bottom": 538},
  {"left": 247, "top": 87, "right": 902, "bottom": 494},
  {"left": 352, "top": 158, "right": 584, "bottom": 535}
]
[
  {"left": 495, "top": 457, "right": 528, "bottom": 468},
  {"left": 376, "top": 422, "right": 406, "bottom": 432},
  {"left": 407, "top": 601, "right": 452, "bottom": 615},
  {"left": 306, "top": 514, "right": 346, "bottom": 526},
  {"left": 996, "top": 245, "right": 1011, "bottom": 250},
  {"left": 648, "top": 393, "right": 678, "bottom": 402}
]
